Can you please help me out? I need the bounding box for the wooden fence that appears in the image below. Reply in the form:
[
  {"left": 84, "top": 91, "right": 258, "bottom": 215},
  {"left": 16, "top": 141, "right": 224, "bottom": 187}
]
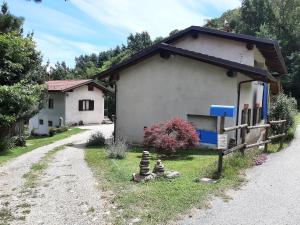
[{"left": 217, "top": 119, "right": 286, "bottom": 177}]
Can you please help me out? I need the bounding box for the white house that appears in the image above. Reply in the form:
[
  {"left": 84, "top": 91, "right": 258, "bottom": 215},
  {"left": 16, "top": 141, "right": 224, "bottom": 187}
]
[
  {"left": 96, "top": 26, "right": 287, "bottom": 146},
  {"left": 29, "top": 79, "right": 111, "bottom": 135}
]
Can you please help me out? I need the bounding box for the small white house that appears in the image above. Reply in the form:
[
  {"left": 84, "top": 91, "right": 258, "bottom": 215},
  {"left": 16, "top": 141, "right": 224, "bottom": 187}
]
[
  {"left": 96, "top": 26, "right": 287, "bottom": 146},
  {"left": 29, "top": 79, "right": 111, "bottom": 135}
]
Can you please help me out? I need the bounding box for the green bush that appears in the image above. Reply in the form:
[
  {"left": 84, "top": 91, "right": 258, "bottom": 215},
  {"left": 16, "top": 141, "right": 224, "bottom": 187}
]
[
  {"left": 269, "top": 92, "right": 297, "bottom": 135},
  {"left": 12, "top": 135, "right": 26, "bottom": 147},
  {"left": 0, "top": 138, "right": 14, "bottom": 152},
  {"left": 49, "top": 126, "right": 69, "bottom": 137},
  {"left": 106, "top": 138, "right": 127, "bottom": 159},
  {"left": 87, "top": 132, "right": 106, "bottom": 147}
]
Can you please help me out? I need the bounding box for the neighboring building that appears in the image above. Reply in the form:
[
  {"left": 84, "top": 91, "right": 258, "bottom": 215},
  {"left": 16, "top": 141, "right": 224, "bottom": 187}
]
[
  {"left": 29, "top": 79, "right": 111, "bottom": 135},
  {"left": 96, "top": 26, "right": 287, "bottom": 146}
]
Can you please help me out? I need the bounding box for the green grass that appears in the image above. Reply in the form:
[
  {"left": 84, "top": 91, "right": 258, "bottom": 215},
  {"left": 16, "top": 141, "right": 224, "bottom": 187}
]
[
  {"left": 0, "top": 128, "right": 83, "bottom": 165},
  {"left": 85, "top": 114, "right": 300, "bottom": 224},
  {"left": 85, "top": 147, "right": 258, "bottom": 225}
]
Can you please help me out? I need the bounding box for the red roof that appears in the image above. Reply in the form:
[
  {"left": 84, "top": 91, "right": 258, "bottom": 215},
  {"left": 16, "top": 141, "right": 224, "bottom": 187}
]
[{"left": 46, "top": 79, "right": 92, "bottom": 91}]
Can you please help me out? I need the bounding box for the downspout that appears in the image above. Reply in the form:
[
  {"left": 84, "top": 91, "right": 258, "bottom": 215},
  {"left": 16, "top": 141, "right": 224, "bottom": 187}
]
[{"left": 113, "top": 83, "right": 117, "bottom": 142}]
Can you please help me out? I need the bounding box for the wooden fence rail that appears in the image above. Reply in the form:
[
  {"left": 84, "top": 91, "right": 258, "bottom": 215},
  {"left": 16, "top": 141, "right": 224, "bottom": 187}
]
[{"left": 217, "top": 119, "right": 286, "bottom": 177}]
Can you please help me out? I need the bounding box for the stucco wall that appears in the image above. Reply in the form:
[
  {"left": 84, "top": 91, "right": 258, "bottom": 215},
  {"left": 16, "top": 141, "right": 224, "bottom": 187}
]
[
  {"left": 65, "top": 85, "right": 104, "bottom": 125},
  {"left": 172, "top": 34, "right": 254, "bottom": 66},
  {"left": 254, "top": 47, "right": 267, "bottom": 68},
  {"left": 238, "top": 80, "right": 265, "bottom": 143},
  {"left": 29, "top": 92, "right": 65, "bottom": 135},
  {"left": 116, "top": 54, "right": 253, "bottom": 144}
]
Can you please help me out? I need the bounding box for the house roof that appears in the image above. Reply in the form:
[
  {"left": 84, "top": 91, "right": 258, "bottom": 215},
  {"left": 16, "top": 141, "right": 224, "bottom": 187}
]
[
  {"left": 162, "top": 26, "right": 287, "bottom": 74},
  {"left": 46, "top": 79, "right": 113, "bottom": 94},
  {"left": 96, "top": 43, "right": 276, "bottom": 82}
]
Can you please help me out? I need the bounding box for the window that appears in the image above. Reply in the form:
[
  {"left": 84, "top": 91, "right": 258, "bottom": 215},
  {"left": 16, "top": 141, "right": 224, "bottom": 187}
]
[
  {"left": 48, "top": 120, "right": 53, "bottom": 127},
  {"left": 88, "top": 85, "right": 94, "bottom": 91},
  {"left": 48, "top": 99, "right": 54, "bottom": 109},
  {"left": 79, "top": 100, "right": 94, "bottom": 111},
  {"left": 39, "top": 119, "right": 44, "bottom": 125}
]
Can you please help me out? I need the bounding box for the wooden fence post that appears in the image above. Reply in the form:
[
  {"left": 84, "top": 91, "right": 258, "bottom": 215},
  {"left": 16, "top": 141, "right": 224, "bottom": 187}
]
[
  {"left": 264, "top": 121, "right": 270, "bottom": 152},
  {"left": 280, "top": 120, "right": 285, "bottom": 149},
  {"left": 241, "top": 126, "right": 246, "bottom": 155},
  {"left": 217, "top": 116, "right": 225, "bottom": 178}
]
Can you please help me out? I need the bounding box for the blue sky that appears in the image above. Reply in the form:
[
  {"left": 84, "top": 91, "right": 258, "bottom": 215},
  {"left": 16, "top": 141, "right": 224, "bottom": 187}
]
[{"left": 6, "top": 0, "right": 241, "bottom": 68}]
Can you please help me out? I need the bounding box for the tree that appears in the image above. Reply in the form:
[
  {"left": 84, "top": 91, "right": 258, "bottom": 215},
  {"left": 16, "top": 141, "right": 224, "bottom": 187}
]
[
  {"left": 127, "top": 31, "right": 152, "bottom": 53},
  {"left": 169, "top": 29, "right": 180, "bottom": 36},
  {"left": 0, "top": 2, "right": 24, "bottom": 34},
  {"left": 0, "top": 82, "right": 46, "bottom": 129},
  {"left": 237, "top": 0, "right": 275, "bottom": 35},
  {"left": 0, "top": 33, "right": 46, "bottom": 85},
  {"left": 49, "top": 61, "right": 73, "bottom": 80},
  {"left": 0, "top": 2, "right": 47, "bottom": 148}
]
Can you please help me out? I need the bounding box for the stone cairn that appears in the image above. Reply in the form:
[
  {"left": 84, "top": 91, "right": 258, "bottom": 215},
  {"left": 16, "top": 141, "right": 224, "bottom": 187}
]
[
  {"left": 152, "top": 159, "right": 165, "bottom": 176},
  {"left": 132, "top": 151, "right": 154, "bottom": 182},
  {"left": 132, "top": 151, "right": 179, "bottom": 182},
  {"left": 139, "top": 151, "right": 151, "bottom": 176}
]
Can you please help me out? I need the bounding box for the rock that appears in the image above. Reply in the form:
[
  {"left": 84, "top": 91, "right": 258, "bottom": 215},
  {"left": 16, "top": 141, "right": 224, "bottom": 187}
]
[
  {"left": 198, "top": 177, "right": 217, "bottom": 184},
  {"left": 144, "top": 173, "right": 157, "bottom": 181},
  {"left": 153, "top": 159, "right": 165, "bottom": 175},
  {"left": 132, "top": 172, "right": 156, "bottom": 182},
  {"left": 130, "top": 218, "right": 141, "bottom": 224},
  {"left": 139, "top": 151, "right": 151, "bottom": 176},
  {"left": 165, "top": 170, "right": 180, "bottom": 179}
]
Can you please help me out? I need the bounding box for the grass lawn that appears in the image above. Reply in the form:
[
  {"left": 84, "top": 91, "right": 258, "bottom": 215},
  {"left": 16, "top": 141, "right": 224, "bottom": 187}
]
[
  {"left": 0, "top": 128, "right": 83, "bottom": 165},
  {"left": 86, "top": 147, "right": 259, "bottom": 225},
  {"left": 86, "top": 114, "right": 300, "bottom": 225}
]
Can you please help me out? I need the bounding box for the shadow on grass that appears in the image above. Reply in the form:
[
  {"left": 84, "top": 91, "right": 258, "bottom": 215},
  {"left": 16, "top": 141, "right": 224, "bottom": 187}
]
[
  {"left": 129, "top": 147, "right": 217, "bottom": 161},
  {"left": 0, "top": 150, "right": 14, "bottom": 157}
]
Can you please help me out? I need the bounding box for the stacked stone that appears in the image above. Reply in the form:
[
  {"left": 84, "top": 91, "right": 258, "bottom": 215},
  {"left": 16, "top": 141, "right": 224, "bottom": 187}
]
[
  {"left": 153, "top": 160, "right": 165, "bottom": 175},
  {"left": 139, "top": 151, "right": 151, "bottom": 176}
]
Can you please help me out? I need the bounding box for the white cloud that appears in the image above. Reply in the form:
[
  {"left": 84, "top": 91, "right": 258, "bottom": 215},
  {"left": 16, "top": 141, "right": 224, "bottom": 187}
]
[
  {"left": 8, "top": 0, "right": 97, "bottom": 37},
  {"left": 34, "top": 33, "right": 106, "bottom": 67},
  {"left": 70, "top": 0, "right": 206, "bottom": 37},
  {"left": 71, "top": 0, "right": 241, "bottom": 38}
]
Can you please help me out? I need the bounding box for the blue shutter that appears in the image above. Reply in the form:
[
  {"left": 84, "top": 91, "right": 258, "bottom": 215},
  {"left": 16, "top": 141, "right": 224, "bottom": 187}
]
[{"left": 262, "top": 83, "right": 268, "bottom": 120}]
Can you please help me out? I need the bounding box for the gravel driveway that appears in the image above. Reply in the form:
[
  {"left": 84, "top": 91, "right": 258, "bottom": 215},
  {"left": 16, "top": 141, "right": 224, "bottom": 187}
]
[
  {"left": 177, "top": 125, "right": 300, "bottom": 225},
  {"left": 0, "top": 124, "right": 113, "bottom": 225}
]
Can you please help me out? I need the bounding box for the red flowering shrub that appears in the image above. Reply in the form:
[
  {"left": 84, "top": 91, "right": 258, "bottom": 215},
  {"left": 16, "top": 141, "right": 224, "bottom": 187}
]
[{"left": 144, "top": 118, "right": 199, "bottom": 154}]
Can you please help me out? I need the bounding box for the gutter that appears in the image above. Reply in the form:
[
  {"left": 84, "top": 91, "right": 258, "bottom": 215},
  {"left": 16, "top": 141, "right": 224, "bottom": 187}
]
[{"left": 113, "top": 83, "right": 117, "bottom": 142}]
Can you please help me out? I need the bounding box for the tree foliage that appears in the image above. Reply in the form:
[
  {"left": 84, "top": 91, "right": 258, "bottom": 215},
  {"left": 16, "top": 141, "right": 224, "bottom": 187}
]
[
  {"left": 0, "top": 82, "right": 46, "bottom": 128},
  {"left": 269, "top": 92, "right": 297, "bottom": 133},
  {"left": 144, "top": 118, "right": 199, "bottom": 155},
  {"left": 0, "top": 2, "right": 47, "bottom": 142},
  {"left": 0, "top": 2, "right": 24, "bottom": 35},
  {"left": 0, "top": 33, "right": 46, "bottom": 85}
]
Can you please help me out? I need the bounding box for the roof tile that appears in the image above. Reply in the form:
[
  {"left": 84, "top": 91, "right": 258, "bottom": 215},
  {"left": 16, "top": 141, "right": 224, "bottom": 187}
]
[{"left": 46, "top": 79, "right": 92, "bottom": 91}]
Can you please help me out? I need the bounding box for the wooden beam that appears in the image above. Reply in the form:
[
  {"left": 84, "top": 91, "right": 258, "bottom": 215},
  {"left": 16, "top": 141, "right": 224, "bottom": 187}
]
[
  {"left": 159, "top": 50, "right": 171, "bottom": 59},
  {"left": 246, "top": 43, "right": 254, "bottom": 50},
  {"left": 269, "top": 120, "right": 286, "bottom": 124},
  {"left": 248, "top": 124, "right": 271, "bottom": 130},
  {"left": 223, "top": 144, "right": 246, "bottom": 155},
  {"left": 269, "top": 133, "right": 286, "bottom": 140},
  {"left": 223, "top": 124, "right": 248, "bottom": 132}
]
